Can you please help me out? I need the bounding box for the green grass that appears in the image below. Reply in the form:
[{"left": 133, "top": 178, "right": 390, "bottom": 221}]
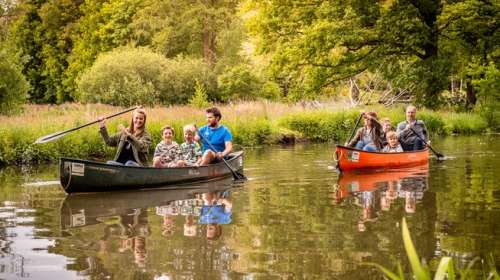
[{"left": 0, "top": 103, "right": 494, "bottom": 166}]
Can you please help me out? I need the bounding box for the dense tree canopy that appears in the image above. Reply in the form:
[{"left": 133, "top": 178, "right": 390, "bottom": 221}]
[
  {"left": 246, "top": 0, "right": 499, "bottom": 108},
  {"left": 0, "top": 0, "right": 498, "bottom": 111}
]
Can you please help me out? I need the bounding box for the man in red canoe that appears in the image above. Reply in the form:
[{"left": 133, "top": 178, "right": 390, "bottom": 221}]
[{"left": 396, "top": 105, "right": 429, "bottom": 151}]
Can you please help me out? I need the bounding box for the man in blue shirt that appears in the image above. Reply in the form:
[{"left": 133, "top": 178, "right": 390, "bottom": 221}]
[{"left": 195, "top": 107, "right": 233, "bottom": 165}]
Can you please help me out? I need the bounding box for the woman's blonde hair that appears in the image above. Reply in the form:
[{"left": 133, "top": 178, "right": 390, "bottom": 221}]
[{"left": 129, "top": 108, "right": 146, "bottom": 135}]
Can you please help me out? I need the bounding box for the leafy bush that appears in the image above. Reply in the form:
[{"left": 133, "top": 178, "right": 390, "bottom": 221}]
[
  {"left": 443, "top": 113, "right": 488, "bottom": 134},
  {"left": 232, "top": 119, "right": 275, "bottom": 146},
  {"left": 76, "top": 47, "right": 166, "bottom": 106},
  {"left": 259, "top": 81, "right": 282, "bottom": 100},
  {"left": 76, "top": 48, "right": 217, "bottom": 106},
  {"left": 217, "top": 64, "right": 262, "bottom": 102},
  {"left": 472, "top": 62, "right": 500, "bottom": 131},
  {"left": 418, "top": 111, "right": 447, "bottom": 135},
  {"left": 158, "top": 57, "right": 217, "bottom": 105},
  {"left": 188, "top": 80, "right": 210, "bottom": 109},
  {"left": 279, "top": 111, "right": 359, "bottom": 142},
  {"left": 0, "top": 45, "right": 29, "bottom": 115}
]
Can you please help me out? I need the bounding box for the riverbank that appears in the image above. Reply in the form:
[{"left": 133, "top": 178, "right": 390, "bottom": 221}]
[{"left": 0, "top": 102, "right": 493, "bottom": 165}]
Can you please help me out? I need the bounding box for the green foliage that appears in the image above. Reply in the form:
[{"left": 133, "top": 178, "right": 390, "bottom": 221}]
[
  {"left": 370, "top": 218, "right": 500, "bottom": 280},
  {"left": 443, "top": 113, "right": 488, "bottom": 135},
  {"left": 217, "top": 64, "right": 262, "bottom": 101},
  {"left": 246, "top": 0, "right": 449, "bottom": 106},
  {"left": 259, "top": 81, "right": 281, "bottom": 100},
  {"left": 76, "top": 48, "right": 217, "bottom": 106},
  {"left": 10, "top": 0, "right": 46, "bottom": 103},
  {"left": 439, "top": 0, "right": 499, "bottom": 110},
  {"left": 471, "top": 62, "right": 500, "bottom": 131},
  {"left": 9, "top": 0, "right": 83, "bottom": 103},
  {"left": 131, "top": 0, "right": 240, "bottom": 63},
  {"left": 65, "top": 0, "right": 144, "bottom": 98},
  {"left": 231, "top": 119, "right": 275, "bottom": 146},
  {"left": 0, "top": 103, "right": 495, "bottom": 165},
  {"left": 189, "top": 80, "right": 210, "bottom": 109},
  {"left": 38, "top": 0, "right": 83, "bottom": 103},
  {"left": 279, "top": 111, "right": 359, "bottom": 142},
  {"left": 158, "top": 57, "right": 217, "bottom": 105},
  {"left": 418, "top": 112, "right": 447, "bottom": 135},
  {"left": 0, "top": 43, "right": 29, "bottom": 114},
  {"left": 77, "top": 47, "right": 166, "bottom": 106}
]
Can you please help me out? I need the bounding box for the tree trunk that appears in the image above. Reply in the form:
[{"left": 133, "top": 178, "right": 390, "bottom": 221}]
[
  {"left": 202, "top": 28, "right": 216, "bottom": 65},
  {"left": 350, "top": 78, "right": 360, "bottom": 105},
  {"left": 202, "top": 1, "right": 217, "bottom": 66},
  {"left": 465, "top": 80, "right": 477, "bottom": 110}
]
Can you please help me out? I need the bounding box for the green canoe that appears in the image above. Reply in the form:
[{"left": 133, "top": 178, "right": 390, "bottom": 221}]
[{"left": 59, "top": 151, "right": 244, "bottom": 193}]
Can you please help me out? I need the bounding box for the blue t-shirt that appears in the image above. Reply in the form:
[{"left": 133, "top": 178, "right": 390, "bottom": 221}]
[
  {"left": 199, "top": 205, "right": 232, "bottom": 224},
  {"left": 198, "top": 125, "right": 233, "bottom": 153}
]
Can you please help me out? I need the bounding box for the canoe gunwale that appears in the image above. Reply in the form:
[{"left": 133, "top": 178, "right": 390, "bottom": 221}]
[
  {"left": 60, "top": 150, "right": 244, "bottom": 170},
  {"left": 335, "top": 145, "right": 429, "bottom": 155}
]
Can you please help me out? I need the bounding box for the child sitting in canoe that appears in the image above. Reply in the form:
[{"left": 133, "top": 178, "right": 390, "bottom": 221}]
[
  {"left": 381, "top": 117, "right": 393, "bottom": 146},
  {"left": 176, "top": 125, "right": 202, "bottom": 167},
  {"left": 382, "top": 131, "right": 403, "bottom": 153},
  {"left": 153, "top": 125, "right": 181, "bottom": 168}
]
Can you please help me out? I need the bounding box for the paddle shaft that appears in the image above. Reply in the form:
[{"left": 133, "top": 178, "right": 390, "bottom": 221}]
[
  {"left": 35, "top": 106, "right": 138, "bottom": 144},
  {"left": 196, "top": 127, "right": 246, "bottom": 180},
  {"left": 346, "top": 113, "right": 363, "bottom": 144},
  {"left": 407, "top": 126, "right": 444, "bottom": 159}
]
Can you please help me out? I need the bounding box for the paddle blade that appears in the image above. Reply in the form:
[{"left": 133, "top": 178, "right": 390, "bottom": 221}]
[
  {"left": 233, "top": 171, "right": 247, "bottom": 181},
  {"left": 34, "top": 131, "right": 66, "bottom": 144}
]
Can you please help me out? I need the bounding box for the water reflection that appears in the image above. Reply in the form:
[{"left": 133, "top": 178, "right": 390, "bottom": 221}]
[
  {"left": 0, "top": 137, "right": 498, "bottom": 279},
  {"left": 335, "top": 164, "right": 429, "bottom": 232},
  {"left": 59, "top": 179, "right": 240, "bottom": 277}
]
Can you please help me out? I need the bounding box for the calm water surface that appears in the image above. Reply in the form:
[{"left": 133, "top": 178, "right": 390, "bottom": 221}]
[{"left": 0, "top": 136, "right": 498, "bottom": 279}]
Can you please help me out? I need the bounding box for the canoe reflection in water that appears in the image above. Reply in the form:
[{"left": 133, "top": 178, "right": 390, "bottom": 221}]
[
  {"left": 334, "top": 164, "right": 429, "bottom": 232},
  {"left": 60, "top": 178, "right": 240, "bottom": 273}
]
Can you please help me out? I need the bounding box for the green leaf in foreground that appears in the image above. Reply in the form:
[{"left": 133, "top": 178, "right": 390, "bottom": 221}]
[
  {"left": 433, "top": 257, "right": 453, "bottom": 280},
  {"left": 402, "top": 218, "right": 431, "bottom": 280}
]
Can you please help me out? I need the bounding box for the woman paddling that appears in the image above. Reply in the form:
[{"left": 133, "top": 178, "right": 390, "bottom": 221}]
[
  {"left": 98, "top": 108, "right": 152, "bottom": 166},
  {"left": 346, "top": 112, "right": 384, "bottom": 152}
]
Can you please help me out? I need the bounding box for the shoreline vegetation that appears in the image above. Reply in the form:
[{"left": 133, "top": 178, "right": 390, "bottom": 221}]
[{"left": 0, "top": 101, "right": 495, "bottom": 166}]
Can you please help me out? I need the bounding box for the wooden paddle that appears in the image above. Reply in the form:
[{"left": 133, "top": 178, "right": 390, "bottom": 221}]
[
  {"left": 34, "top": 106, "right": 139, "bottom": 144},
  {"left": 407, "top": 126, "right": 445, "bottom": 160},
  {"left": 345, "top": 113, "right": 363, "bottom": 145},
  {"left": 195, "top": 126, "right": 247, "bottom": 181}
]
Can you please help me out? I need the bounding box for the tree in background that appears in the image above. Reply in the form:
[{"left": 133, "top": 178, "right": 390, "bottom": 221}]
[
  {"left": 0, "top": 42, "right": 29, "bottom": 114},
  {"left": 10, "top": 0, "right": 46, "bottom": 103},
  {"left": 8, "top": 0, "right": 251, "bottom": 105},
  {"left": 439, "top": 0, "right": 499, "bottom": 110},
  {"left": 10, "top": 0, "right": 83, "bottom": 103},
  {"left": 65, "top": 0, "right": 143, "bottom": 100},
  {"left": 77, "top": 47, "right": 218, "bottom": 106},
  {"left": 245, "top": 0, "right": 498, "bottom": 108},
  {"left": 130, "top": 0, "right": 241, "bottom": 67}
]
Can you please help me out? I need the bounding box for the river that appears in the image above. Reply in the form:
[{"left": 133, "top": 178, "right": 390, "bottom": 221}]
[{"left": 0, "top": 135, "right": 498, "bottom": 279}]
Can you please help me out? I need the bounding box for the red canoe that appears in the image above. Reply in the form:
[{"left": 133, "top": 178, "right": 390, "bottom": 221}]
[{"left": 334, "top": 145, "right": 429, "bottom": 171}]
